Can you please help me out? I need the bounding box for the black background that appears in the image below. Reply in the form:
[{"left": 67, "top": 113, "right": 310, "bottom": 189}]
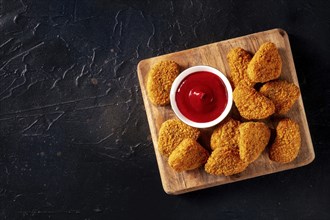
[{"left": 1, "top": 0, "right": 329, "bottom": 219}]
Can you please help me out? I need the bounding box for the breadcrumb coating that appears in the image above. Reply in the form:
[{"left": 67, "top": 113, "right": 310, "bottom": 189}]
[
  {"left": 168, "top": 138, "right": 209, "bottom": 172},
  {"left": 205, "top": 147, "right": 249, "bottom": 176},
  {"left": 227, "top": 47, "right": 254, "bottom": 88},
  {"left": 238, "top": 122, "right": 271, "bottom": 163},
  {"left": 158, "top": 119, "right": 200, "bottom": 157},
  {"left": 269, "top": 118, "right": 301, "bottom": 163},
  {"left": 259, "top": 80, "right": 300, "bottom": 114},
  {"left": 233, "top": 83, "right": 275, "bottom": 119},
  {"left": 247, "top": 42, "right": 282, "bottom": 83},
  {"left": 147, "top": 60, "right": 180, "bottom": 105},
  {"left": 210, "top": 117, "right": 241, "bottom": 150}
]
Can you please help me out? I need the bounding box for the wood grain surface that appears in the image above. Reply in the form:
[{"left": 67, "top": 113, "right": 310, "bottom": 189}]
[{"left": 137, "top": 28, "right": 315, "bottom": 195}]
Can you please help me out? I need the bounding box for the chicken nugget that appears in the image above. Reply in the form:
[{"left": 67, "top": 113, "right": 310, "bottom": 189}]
[
  {"left": 158, "top": 118, "right": 200, "bottom": 157},
  {"left": 210, "top": 117, "right": 241, "bottom": 150},
  {"left": 247, "top": 42, "right": 282, "bottom": 83},
  {"left": 238, "top": 122, "right": 271, "bottom": 163},
  {"left": 260, "top": 80, "right": 300, "bottom": 114},
  {"left": 168, "top": 138, "right": 209, "bottom": 172},
  {"left": 269, "top": 118, "right": 301, "bottom": 163},
  {"left": 205, "top": 147, "right": 248, "bottom": 176},
  {"left": 227, "top": 47, "right": 254, "bottom": 88},
  {"left": 147, "top": 60, "right": 180, "bottom": 105},
  {"left": 233, "top": 83, "right": 275, "bottom": 119}
]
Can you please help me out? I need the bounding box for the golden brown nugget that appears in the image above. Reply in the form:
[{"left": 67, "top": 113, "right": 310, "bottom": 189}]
[
  {"left": 238, "top": 122, "right": 271, "bottom": 163},
  {"left": 205, "top": 147, "right": 249, "bottom": 176},
  {"left": 168, "top": 138, "right": 209, "bottom": 172},
  {"left": 233, "top": 83, "right": 275, "bottom": 119},
  {"left": 210, "top": 117, "right": 241, "bottom": 150},
  {"left": 269, "top": 118, "right": 301, "bottom": 163},
  {"left": 260, "top": 80, "right": 300, "bottom": 114},
  {"left": 158, "top": 119, "right": 200, "bottom": 157},
  {"left": 227, "top": 47, "right": 254, "bottom": 88},
  {"left": 247, "top": 42, "right": 282, "bottom": 83},
  {"left": 146, "top": 60, "right": 180, "bottom": 105}
]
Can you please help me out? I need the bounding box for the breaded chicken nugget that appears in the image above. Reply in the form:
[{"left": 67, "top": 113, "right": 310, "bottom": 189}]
[
  {"left": 247, "top": 42, "right": 282, "bottom": 83},
  {"left": 147, "top": 60, "right": 180, "bottom": 105},
  {"left": 210, "top": 117, "right": 241, "bottom": 150},
  {"left": 238, "top": 122, "right": 271, "bottom": 163},
  {"left": 269, "top": 118, "right": 301, "bottom": 163},
  {"left": 205, "top": 147, "right": 249, "bottom": 176},
  {"left": 233, "top": 83, "right": 275, "bottom": 119},
  {"left": 227, "top": 47, "right": 254, "bottom": 88},
  {"left": 259, "top": 80, "right": 300, "bottom": 114},
  {"left": 158, "top": 119, "right": 200, "bottom": 157},
  {"left": 168, "top": 138, "right": 209, "bottom": 172}
]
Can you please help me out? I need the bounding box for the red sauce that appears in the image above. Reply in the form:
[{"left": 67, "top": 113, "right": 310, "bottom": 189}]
[{"left": 175, "top": 71, "right": 228, "bottom": 123}]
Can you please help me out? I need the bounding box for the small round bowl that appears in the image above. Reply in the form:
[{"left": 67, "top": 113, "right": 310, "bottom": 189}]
[{"left": 170, "top": 65, "right": 233, "bottom": 128}]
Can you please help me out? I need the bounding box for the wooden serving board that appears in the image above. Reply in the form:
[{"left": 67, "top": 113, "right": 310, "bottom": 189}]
[{"left": 137, "top": 28, "right": 315, "bottom": 195}]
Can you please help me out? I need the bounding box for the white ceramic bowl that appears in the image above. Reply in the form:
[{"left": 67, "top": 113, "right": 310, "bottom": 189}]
[{"left": 170, "top": 65, "right": 233, "bottom": 128}]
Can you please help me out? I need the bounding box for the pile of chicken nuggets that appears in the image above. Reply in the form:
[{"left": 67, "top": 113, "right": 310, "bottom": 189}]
[{"left": 146, "top": 42, "right": 301, "bottom": 176}]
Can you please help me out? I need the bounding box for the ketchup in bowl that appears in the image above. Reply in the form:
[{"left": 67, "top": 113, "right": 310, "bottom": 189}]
[{"left": 170, "top": 66, "right": 232, "bottom": 128}]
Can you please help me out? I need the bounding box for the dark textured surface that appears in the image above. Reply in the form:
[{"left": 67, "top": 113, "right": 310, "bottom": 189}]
[{"left": 0, "top": 0, "right": 329, "bottom": 219}]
